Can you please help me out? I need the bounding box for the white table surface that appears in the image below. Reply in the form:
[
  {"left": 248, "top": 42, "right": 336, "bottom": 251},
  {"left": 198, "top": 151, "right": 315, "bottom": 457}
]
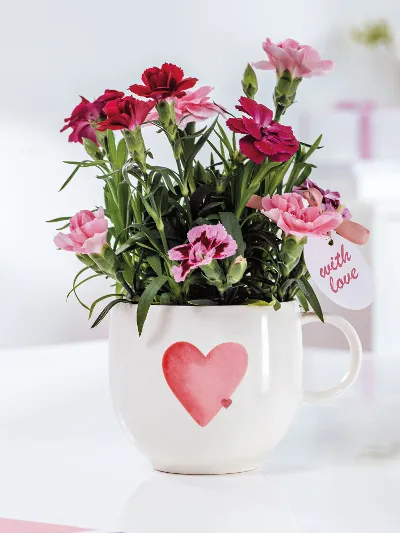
[{"left": 1, "top": 340, "right": 399, "bottom": 533}]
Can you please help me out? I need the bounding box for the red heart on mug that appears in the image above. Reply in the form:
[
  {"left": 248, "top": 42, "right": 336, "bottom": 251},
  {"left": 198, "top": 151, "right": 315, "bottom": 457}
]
[{"left": 162, "top": 342, "right": 248, "bottom": 427}]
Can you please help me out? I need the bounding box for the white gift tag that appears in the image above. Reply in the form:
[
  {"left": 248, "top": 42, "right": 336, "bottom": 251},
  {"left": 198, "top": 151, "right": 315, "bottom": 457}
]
[{"left": 304, "top": 234, "right": 374, "bottom": 310}]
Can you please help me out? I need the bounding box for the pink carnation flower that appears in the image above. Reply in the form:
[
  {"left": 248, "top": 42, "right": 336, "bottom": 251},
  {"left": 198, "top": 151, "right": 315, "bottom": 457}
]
[
  {"left": 262, "top": 193, "right": 342, "bottom": 238},
  {"left": 54, "top": 208, "right": 108, "bottom": 255},
  {"left": 168, "top": 223, "right": 238, "bottom": 282},
  {"left": 253, "top": 38, "right": 334, "bottom": 79},
  {"left": 147, "top": 86, "right": 224, "bottom": 129}
]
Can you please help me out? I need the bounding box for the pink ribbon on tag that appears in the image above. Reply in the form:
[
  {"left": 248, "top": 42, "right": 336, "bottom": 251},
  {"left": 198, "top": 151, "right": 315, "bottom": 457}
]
[
  {"left": 304, "top": 187, "right": 369, "bottom": 244},
  {"left": 335, "top": 100, "right": 377, "bottom": 160}
]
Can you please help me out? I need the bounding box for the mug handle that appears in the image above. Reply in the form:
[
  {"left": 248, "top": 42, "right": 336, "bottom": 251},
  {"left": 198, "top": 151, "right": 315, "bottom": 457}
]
[{"left": 301, "top": 313, "right": 362, "bottom": 403}]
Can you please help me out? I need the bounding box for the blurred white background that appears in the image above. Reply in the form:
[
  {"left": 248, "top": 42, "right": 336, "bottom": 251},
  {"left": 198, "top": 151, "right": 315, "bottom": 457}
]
[{"left": 1, "top": 0, "right": 400, "bottom": 349}]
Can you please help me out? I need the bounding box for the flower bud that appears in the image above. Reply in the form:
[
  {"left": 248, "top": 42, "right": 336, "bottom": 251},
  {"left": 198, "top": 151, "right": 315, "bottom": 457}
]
[
  {"left": 273, "top": 70, "right": 302, "bottom": 112},
  {"left": 227, "top": 256, "right": 247, "bottom": 284},
  {"left": 156, "top": 100, "right": 182, "bottom": 158},
  {"left": 83, "top": 137, "right": 102, "bottom": 160},
  {"left": 123, "top": 127, "right": 147, "bottom": 172},
  {"left": 95, "top": 128, "right": 107, "bottom": 148},
  {"left": 281, "top": 234, "right": 307, "bottom": 277},
  {"left": 76, "top": 253, "right": 102, "bottom": 273},
  {"left": 200, "top": 260, "right": 224, "bottom": 283},
  {"left": 242, "top": 64, "right": 258, "bottom": 99},
  {"left": 89, "top": 244, "right": 119, "bottom": 277}
]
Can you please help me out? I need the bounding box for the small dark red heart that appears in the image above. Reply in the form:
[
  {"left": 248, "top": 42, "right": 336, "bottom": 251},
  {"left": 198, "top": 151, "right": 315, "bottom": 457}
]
[{"left": 221, "top": 399, "right": 232, "bottom": 409}]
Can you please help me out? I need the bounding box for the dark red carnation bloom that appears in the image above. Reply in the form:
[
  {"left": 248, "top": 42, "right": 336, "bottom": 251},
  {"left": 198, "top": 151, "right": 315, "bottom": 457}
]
[
  {"left": 61, "top": 89, "right": 124, "bottom": 144},
  {"left": 129, "top": 63, "right": 197, "bottom": 101},
  {"left": 226, "top": 97, "right": 299, "bottom": 164},
  {"left": 95, "top": 89, "right": 124, "bottom": 103},
  {"left": 97, "top": 96, "right": 155, "bottom": 131}
]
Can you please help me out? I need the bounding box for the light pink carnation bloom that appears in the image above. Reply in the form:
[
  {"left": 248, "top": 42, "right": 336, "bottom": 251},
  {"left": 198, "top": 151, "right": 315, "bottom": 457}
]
[
  {"left": 168, "top": 223, "right": 237, "bottom": 282},
  {"left": 147, "top": 86, "right": 224, "bottom": 129},
  {"left": 54, "top": 207, "right": 108, "bottom": 255},
  {"left": 262, "top": 193, "right": 342, "bottom": 238},
  {"left": 253, "top": 38, "right": 334, "bottom": 79}
]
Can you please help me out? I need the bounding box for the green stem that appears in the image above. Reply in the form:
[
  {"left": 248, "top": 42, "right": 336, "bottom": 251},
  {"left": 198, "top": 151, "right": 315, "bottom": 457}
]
[
  {"left": 284, "top": 164, "right": 302, "bottom": 192},
  {"left": 116, "top": 271, "right": 134, "bottom": 299},
  {"left": 176, "top": 158, "right": 184, "bottom": 182},
  {"left": 156, "top": 222, "right": 170, "bottom": 255},
  {"left": 104, "top": 176, "right": 118, "bottom": 205},
  {"left": 274, "top": 104, "right": 285, "bottom": 123},
  {"left": 184, "top": 195, "right": 193, "bottom": 226}
]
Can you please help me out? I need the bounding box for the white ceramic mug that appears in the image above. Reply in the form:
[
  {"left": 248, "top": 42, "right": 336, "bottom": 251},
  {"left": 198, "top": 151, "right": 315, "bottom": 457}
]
[{"left": 109, "top": 301, "right": 362, "bottom": 474}]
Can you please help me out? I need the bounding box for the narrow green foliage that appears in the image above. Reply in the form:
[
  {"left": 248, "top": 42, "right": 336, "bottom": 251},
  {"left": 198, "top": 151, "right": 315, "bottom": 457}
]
[{"left": 137, "top": 275, "right": 169, "bottom": 335}]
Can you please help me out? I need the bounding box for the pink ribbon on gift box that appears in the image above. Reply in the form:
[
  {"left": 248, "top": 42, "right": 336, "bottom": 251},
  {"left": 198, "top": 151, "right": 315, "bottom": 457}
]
[{"left": 335, "top": 100, "right": 377, "bottom": 160}]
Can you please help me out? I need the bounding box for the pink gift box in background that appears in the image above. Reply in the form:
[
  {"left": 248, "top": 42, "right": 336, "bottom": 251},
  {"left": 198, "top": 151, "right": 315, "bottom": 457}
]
[{"left": 291, "top": 102, "right": 400, "bottom": 163}]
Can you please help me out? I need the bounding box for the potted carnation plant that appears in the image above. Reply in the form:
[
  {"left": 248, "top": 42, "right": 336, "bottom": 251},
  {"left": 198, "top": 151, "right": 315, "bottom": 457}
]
[{"left": 51, "top": 38, "right": 369, "bottom": 474}]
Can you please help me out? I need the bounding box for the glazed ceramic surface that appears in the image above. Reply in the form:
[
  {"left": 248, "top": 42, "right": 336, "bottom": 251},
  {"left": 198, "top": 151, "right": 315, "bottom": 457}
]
[{"left": 109, "top": 302, "right": 362, "bottom": 474}]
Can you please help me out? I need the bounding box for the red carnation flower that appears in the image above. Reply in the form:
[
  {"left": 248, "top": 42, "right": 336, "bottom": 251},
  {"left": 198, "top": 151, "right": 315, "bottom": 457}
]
[
  {"left": 129, "top": 63, "right": 198, "bottom": 101},
  {"left": 97, "top": 96, "right": 155, "bottom": 131},
  {"left": 226, "top": 97, "right": 299, "bottom": 164},
  {"left": 61, "top": 89, "right": 124, "bottom": 144}
]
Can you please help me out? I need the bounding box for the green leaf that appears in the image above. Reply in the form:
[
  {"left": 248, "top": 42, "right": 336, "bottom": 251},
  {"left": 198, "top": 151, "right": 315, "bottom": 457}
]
[
  {"left": 91, "top": 298, "right": 131, "bottom": 328},
  {"left": 66, "top": 273, "right": 103, "bottom": 300},
  {"left": 295, "top": 164, "right": 313, "bottom": 187},
  {"left": 63, "top": 160, "right": 107, "bottom": 166},
  {"left": 199, "top": 201, "right": 225, "bottom": 217},
  {"left": 147, "top": 255, "right": 162, "bottom": 276},
  {"left": 89, "top": 293, "right": 124, "bottom": 319},
  {"left": 190, "top": 184, "right": 215, "bottom": 218},
  {"left": 105, "top": 189, "right": 124, "bottom": 236},
  {"left": 188, "top": 299, "right": 218, "bottom": 306},
  {"left": 160, "top": 293, "right": 172, "bottom": 305},
  {"left": 118, "top": 181, "right": 131, "bottom": 229},
  {"left": 207, "top": 139, "right": 228, "bottom": 169},
  {"left": 296, "top": 276, "right": 324, "bottom": 322},
  {"left": 137, "top": 275, "right": 169, "bottom": 335},
  {"left": 116, "top": 232, "right": 146, "bottom": 255},
  {"left": 150, "top": 171, "right": 163, "bottom": 194},
  {"left": 106, "top": 130, "right": 117, "bottom": 167},
  {"left": 130, "top": 224, "right": 165, "bottom": 256},
  {"left": 268, "top": 157, "right": 293, "bottom": 195},
  {"left": 180, "top": 125, "right": 208, "bottom": 139},
  {"left": 301, "top": 134, "right": 322, "bottom": 163},
  {"left": 183, "top": 118, "right": 218, "bottom": 182},
  {"left": 160, "top": 169, "right": 178, "bottom": 195},
  {"left": 46, "top": 216, "right": 71, "bottom": 223},
  {"left": 296, "top": 290, "right": 309, "bottom": 312},
  {"left": 140, "top": 195, "right": 160, "bottom": 225},
  {"left": 246, "top": 299, "right": 276, "bottom": 306},
  {"left": 216, "top": 123, "right": 234, "bottom": 157},
  {"left": 193, "top": 161, "right": 209, "bottom": 185},
  {"left": 59, "top": 164, "right": 80, "bottom": 191},
  {"left": 67, "top": 267, "right": 90, "bottom": 310},
  {"left": 170, "top": 198, "right": 190, "bottom": 220},
  {"left": 117, "top": 139, "right": 128, "bottom": 169},
  {"left": 56, "top": 222, "right": 71, "bottom": 230},
  {"left": 219, "top": 212, "right": 245, "bottom": 256}
]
